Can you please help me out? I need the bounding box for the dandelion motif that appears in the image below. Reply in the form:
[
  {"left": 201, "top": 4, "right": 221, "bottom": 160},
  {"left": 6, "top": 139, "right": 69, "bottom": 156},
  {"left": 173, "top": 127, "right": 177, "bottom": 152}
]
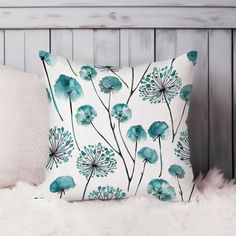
[
  {"left": 175, "top": 130, "right": 190, "bottom": 165},
  {"left": 54, "top": 74, "right": 83, "bottom": 151},
  {"left": 95, "top": 65, "right": 128, "bottom": 88},
  {"left": 49, "top": 176, "right": 76, "bottom": 199},
  {"left": 147, "top": 178, "right": 176, "bottom": 201},
  {"left": 169, "top": 164, "right": 185, "bottom": 201},
  {"left": 135, "top": 147, "right": 158, "bottom": 195},
  {"left": 75, "top": 105, "right": 97, "bottom": 126},
  {"left": 111, "top": 103, "right": 132, "bottom": 123},
  {"left": 89, "top": 186, "right": 126, "bottom": 200},
  {"left": 148, "top": 121, "right": 169, "bottom": 177},
  {"left": 79, "top": 66, "right": 97, "bottom": 81},
  {"left": 39, "top": 51, "right": 63, "bottom": 121},
  {"left": 47, "top": 127, "right": 74, "bottom": 170},
  {"left": 77, "top": 143, "right": 117, "bottom": 200},
  {"left": 39, "top": 51, "right": 56, "bottom": 66},
  {"left": 187, "top": 51, "right": 198, "bottom": 66},
  {"left": 99, "top": 76, "right": 122, "bottom": 94},
  {"left": 139, "top": 66, "right": 182, "bottom": 142}
]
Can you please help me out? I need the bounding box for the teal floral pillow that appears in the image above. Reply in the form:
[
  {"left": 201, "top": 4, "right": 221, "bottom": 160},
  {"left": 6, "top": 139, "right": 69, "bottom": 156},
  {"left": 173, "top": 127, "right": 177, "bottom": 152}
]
[{"left": 38, "top": 50, "right": 197, "bottom": 202}]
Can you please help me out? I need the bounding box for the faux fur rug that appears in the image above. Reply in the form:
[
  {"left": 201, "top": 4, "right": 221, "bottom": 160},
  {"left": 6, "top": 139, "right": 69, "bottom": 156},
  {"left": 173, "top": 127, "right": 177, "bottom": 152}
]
[{"left": 0, "top": 169, "right": 235, "bottom": 236}]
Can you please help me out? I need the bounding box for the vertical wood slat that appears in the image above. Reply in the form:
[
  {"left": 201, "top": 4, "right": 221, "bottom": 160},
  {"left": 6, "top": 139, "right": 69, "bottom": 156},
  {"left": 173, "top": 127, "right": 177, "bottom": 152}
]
[
  {"left": 120, "top": 29, "right": 155, "bottom": 67},
  {"left": 94, "top": 29, "right": 119, "bottom": 66},
  {"left": 234, "top": 30, "right": 236, "bottom": 178},
  {"left": 0, "top": 30, "right": 4, "bottom": 65},
  {"left": 51, "top": 29, "right": 73, "bottom": 59},
  {"left": 209, "top": 29, "right": 233, "bottom": 179},
  {"left": 176, "top": 30, "right": 209, "bottom": 177},
  {"left": 5, "top": 30, "right": 25, "bottom": 71},
  {"left": 73, "top": 29, "right": 94, "bottom": 64},
  {"left": 5, "top": 30, "right": 49, "bottom": 75}
]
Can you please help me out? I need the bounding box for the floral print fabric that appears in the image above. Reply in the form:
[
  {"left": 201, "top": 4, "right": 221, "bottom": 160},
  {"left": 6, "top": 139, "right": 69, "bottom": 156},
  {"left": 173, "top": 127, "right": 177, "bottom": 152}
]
[{"left": 39, "top": 51, "right": 197, "bottom": 202}]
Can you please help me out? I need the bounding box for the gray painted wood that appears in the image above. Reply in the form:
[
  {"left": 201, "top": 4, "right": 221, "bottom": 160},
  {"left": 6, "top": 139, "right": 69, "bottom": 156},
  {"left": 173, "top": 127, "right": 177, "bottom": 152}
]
[
  {"left": 73, "top": 29, "right": 94, "bottom": 64},
  {"left": 176, "top": 30, "right": 209, "bottom": 177},
  {"left": 4, "top": 30, "right": 25, "bottom": 71},
  {"left": 51, "top": 30, "right": 73, "bottom": 59},
  {"left": 234, "top": 30, "right": 236, "bottom": 178},
  {"left": 24, "top": 30, "right": 50, "bottom": 76},
  {"left": 0, "top": 30, "right": 4, "bottom": 65},
  {"left": 1, "top": 7, "right": 236, "bottom": 29},
  {"left": 1, "top": 0, "right": 236, "bottom": 7},
  {"left": 209, "top": 30, "right": 233, "bottom": 179},
  {"left": 94, "top": 29, "right": 119, "bottom": 66},
  {"left": 120, "top": 29, "right": 154, "bottom": 67}
]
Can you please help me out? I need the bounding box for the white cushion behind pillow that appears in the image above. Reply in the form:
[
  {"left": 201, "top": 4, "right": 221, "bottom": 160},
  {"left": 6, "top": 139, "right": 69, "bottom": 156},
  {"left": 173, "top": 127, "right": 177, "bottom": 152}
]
[{"left": 0, "top": 66, "right": 48, "bottom": 187}]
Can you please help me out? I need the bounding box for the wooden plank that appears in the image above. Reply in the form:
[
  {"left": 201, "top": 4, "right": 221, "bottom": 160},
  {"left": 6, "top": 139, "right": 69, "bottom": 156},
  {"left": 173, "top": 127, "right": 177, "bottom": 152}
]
[
  {"left": 94, "top": 29, "right": 119, "bottom": 66},
  {"left": 4, "top": 30, "right": 25, "bottom": 71},
  {"left": 209, "top": 30, "right": 232, "bottom": 179},
  {"left": 1, "top": 7, "right": 236, "bottom": 29},
  {"left": 24, "top": 30, "right": 50, "bottom": 76},
  {"left": 73, "top": 29, "right": 94, "bottom": 64},
  {"left": 155, "top": 29, "right": 177, "bottom": 61},
  {"left": 1, "top": 0, "right": 236, "bottom": 7},
  {"left": 0, "top": 30, "right": 4, "bottom": 65},
  {"left": 120, "top": 29, "right": 154, "bottom": 67},
  {"left": 234, "top": 30, "right": 236, "bottom": 178},
  {"left": 51, "top": 29, "right": 73, "bottom": 59},
  {"left": 175, "top": 30, "right": 209, "bottom": 178}
]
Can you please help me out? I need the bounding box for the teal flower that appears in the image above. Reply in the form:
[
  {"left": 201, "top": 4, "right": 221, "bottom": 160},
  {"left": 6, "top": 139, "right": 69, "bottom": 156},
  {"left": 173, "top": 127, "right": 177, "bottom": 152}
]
[
  {"left": 180, "top": 84, "right": 192, "bottom": 102},
  {"left": 54, "top": 74, "right": 83, "bottom": 101},
  {"left": 99, "top": 76, "right": 122, "bottom": 94},
  {"left": 147, "top": 179, "right": 176, "bottom": 201},
  {"left": 77, "top": 143, "right": 117, "bottom": 200},
  {"left": 187, "top": 51, "right": 198, "bottom": 65},
  {"left": 138, "top": 147, "right": 158, "bottom": 164},
  {"left": 126, "top": 125, "right": 147, "bottom": 142},
  {"left": 75, "top": 105, "right": 97, "bottom": 126},
  {"left": 79, "top": 66, "right": 97, "bottom": 81},
  {"left": 89, "top": 186, "right": 126, "bottom": 200},
  {"left": 46, "top": 88, "right": 51, "bottom": 103},
  {"left": 169, "top": 164, "right": 185, "bottom": 179},
  {"left": 148, "top": 121, "right": 169, "bottom": 140},
  {"left": 47, "top": 127, "right": 74, "bottom": 169},
  {"left": 49, "top": 176, "right": 76, "bottom": 198},
  {"left": 139, "top": 66, "right": 182, "bottom": 104},
  {"left": 111, "top": 103, "right": 132, "bottom": 123},
  {"left": 175, "top": 130, "right": 190, "bottom": 165},
  {"left": 77, "top": 143, "right": 116, "bottom": 178},
  {"left": 39, "top": 50, "right": 56, "bottom": 66}
]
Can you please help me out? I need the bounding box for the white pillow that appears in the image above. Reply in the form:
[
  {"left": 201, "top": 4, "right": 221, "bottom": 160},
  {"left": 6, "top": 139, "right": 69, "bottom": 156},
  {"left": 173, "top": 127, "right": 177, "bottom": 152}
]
[
  {"left": 38, "top": 50, "right": 197, "bottom": 202},
  {"left": 0, "top": 66, "right": 49, "bottom": 187}
]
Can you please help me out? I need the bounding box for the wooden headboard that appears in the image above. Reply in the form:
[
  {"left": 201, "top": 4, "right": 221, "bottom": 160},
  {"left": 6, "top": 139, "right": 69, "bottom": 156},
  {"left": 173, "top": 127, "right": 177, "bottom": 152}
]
[{"left": 1, "top": 0, "right": 236, "bottom": 179}]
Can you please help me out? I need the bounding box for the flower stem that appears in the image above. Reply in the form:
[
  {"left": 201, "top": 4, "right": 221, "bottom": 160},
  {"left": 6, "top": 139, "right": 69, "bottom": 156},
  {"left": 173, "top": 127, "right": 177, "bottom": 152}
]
[
  {"left": 158, "top": 137, "right": 163, "bottom": 177},
  {"left": 163, "top": 93, "right": 175, "bottom": 142},
  {"left": 128, "top": 140, "right": 138, "bottom": 191},
  {"left": 41, "top": 59, "right": 63, "bottom": 121},
  {"left": 188, "top": 183, "right": 195, "bottom": 202},
  {"left": 69, "top": 95, "right": 80, "bottom": 151},
  {"left": 118, "top": 121, "right": 134, "bottom": 163},
  {"left": 173, "top": 101, "right": 188, "bottom": 140},
  {"left": 67, "top": 59, "right": 78, "bottom": 77},
  {"left": 126, "top": 63, "right": 151, "bottom": 105},
  {"left": 176, "top": 177, "right": 184, "bottom": 202},
  {"left": 135, "top": 160, "right": 147, "bottom": 196},
  {"left": 59, "top": 190, "right": 65, "bottom": 199},
  {"left": 90, "top": 121, "right": 118, "bottom": 153},
  {"left": 82, "top": 171, "right": 93, "bottom": 200},
  {"left": 108, "top": 68, "right": 129, "bottom": 88}
]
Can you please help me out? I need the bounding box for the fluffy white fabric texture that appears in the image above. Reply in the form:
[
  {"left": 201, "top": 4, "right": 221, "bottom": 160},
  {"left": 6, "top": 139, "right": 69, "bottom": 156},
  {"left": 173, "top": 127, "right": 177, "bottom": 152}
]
[
  {"left": 0, "top": 169, "right": 235, "bottom": 236},
  {"left": 0, "top": 66, "right": 48, "bottom": 187}
]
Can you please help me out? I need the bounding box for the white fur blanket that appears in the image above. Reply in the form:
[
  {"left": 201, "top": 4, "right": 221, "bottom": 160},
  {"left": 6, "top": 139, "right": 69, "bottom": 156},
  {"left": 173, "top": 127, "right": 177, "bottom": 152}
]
[{"left": 0, "top": 169, "right": 235, "bottom": 236}]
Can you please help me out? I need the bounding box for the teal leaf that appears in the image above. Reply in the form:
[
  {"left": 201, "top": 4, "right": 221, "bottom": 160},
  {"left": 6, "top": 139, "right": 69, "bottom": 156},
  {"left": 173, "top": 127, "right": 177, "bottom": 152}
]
[
  {"left": 187, "top": 51, "right": 198, "bottom": 66},
  {"left": 75, "top": 105, "right": 97, "bottom": 126},
  {"left": 79, "top": 66, "right": 97, "bottom": 81},
  {"left": 148, "top": 121, "right": 169, "bottom": 140},
  {"left": 180, "top": 84, "right": 192, "bottom": 102},
  {"left": 138, "top": 147, "right": 158, "bottom": 164},
  {"left": 111, "top": 103, "right": 132, "bottom": 123},
  {"left": 99, "top": 76, "right": 122, "bottom": 94},
  {"left": 39, "top": 51, "right": 56, "bottom": 66},
  {"left": 168, "top": 164, "right": 185, "bottom": 179},
  {"left": 126, "top": 125, "right": 147, "bottom": 142}
]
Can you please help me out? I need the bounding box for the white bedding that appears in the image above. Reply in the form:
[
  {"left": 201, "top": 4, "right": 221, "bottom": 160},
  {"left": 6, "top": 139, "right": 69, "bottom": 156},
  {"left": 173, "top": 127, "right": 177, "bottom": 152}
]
[{"left": 0, "top": 169, "right": 235, "bottom": 236}]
